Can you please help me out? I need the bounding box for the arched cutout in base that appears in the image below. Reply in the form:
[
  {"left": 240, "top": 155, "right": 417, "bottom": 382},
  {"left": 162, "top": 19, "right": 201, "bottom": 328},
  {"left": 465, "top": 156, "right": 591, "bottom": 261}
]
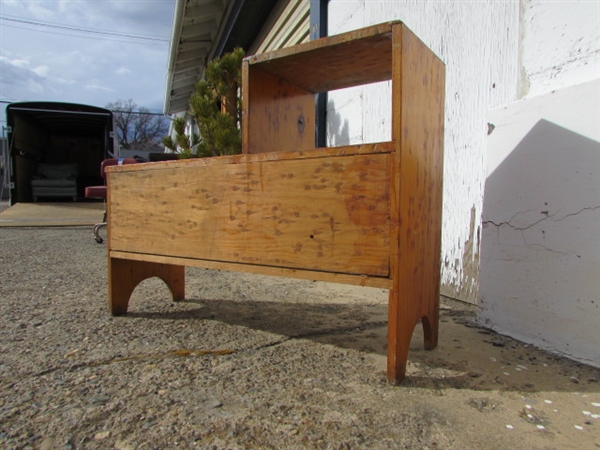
[
  {"left": 108, "top": 257, "right": 185, "bottom": 315},
  {"left": 387, "top": 286, "right": 440, "bottom": 385},
  {"left": 421, "top": 313, "right": 439, "bottom": 351}
]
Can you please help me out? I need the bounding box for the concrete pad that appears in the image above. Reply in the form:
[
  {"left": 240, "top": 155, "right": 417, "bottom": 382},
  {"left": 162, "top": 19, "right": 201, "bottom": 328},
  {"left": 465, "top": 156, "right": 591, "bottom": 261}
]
[
  {"left": 0, "top": 201, "right": 104, "bottom": 227},
  {"left": 1, "top": 227, "right": 598, "bottom": 449}
]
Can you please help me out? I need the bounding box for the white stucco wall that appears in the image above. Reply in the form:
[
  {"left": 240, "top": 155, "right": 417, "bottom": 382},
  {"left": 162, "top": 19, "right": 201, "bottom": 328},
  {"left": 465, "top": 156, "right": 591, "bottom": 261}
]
[
  {"left": 326, "top": 0, "right": 521, "bottom": 302},
  {"left": 519, "top": 0, "right": 600, "bottom": 98},
  {"left": 478, "top": 0, "right": 599, "bottom": 367},
  {"left": 480, "top": 81, "right": 599, "bottom": 367}
]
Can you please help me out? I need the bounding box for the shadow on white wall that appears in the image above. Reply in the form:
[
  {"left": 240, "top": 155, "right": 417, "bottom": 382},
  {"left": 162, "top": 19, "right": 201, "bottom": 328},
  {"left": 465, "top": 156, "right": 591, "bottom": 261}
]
[{"left": 479, "top": 116, "right": 600, "bottom": 367}]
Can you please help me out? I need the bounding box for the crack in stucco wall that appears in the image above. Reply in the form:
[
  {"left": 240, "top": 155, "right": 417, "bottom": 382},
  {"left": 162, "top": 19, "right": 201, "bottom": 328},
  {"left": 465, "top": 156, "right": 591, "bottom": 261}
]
[
  {"left": 484, "top": 205, "right": 599, "bottom": 231},
  {"left": 482, "top": 205, "right": 600, "bottom": 259}
]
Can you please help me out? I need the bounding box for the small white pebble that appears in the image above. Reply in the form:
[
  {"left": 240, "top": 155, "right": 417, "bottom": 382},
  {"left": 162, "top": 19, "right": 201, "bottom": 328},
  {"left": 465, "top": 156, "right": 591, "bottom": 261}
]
[
  {"left": 504, "top": 372, "right": 510, "bottom": 376},
  {"left": 526, "top": 405, "right": 533, "bottom": 409},
  {"left": 592, "top": 402, "right": 600, "bottom": 407},
  {"left": 515, "top": 368, "right": 522, "bottom": 371},
  {"left": 574, "top": 425, "right": 583, "bottom": 430},
  {"left": 527, "top": 414, "right": 533, "bottom": 419},
  {"left": 544, "top": 400, "right": 552, "bottom": 404},
  {"left": 506, "top": 425, "right": 514, "bottom": 430},
  {"left": 537, "top": 425, "right": 545, "bottom": 430},
  {"left": 583, "top": 411, "right": 591, "bottom": 416},
  {"left": 490, "top": 357, "right": 497, "bottom": 362},
  {"left": 517, "top": 365, "right": 527, "bottom": 370},
  {"left": 591, "top": 414, "right": 600, "bottom": 419}
]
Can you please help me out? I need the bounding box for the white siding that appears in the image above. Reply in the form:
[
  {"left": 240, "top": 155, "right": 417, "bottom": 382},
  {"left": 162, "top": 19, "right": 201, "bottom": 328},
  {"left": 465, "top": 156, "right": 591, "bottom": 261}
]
[
  {"left": 249, "top": 0, "right": 309, "bottom": 55},
  {"left": 327, "top": 0, "right": 521, "bottom": 302}
]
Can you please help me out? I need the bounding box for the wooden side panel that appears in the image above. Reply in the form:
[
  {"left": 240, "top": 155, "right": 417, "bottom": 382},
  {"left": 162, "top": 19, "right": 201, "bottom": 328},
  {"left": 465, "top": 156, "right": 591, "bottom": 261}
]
[
  {"left": 108, "top": 153, "right": 391, "bottom": 277},
  {"left": 242, "top": 65, "right": 315, "bottom": 154},
  {"left": 387, "top": 23, "right": 445, "bottom": 383}
]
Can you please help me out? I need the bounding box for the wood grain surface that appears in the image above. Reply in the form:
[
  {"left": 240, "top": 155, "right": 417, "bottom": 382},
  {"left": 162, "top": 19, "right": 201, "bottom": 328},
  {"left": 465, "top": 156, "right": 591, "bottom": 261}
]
[
  {"left": 106, "top": 21, "right": 444, "bottom": 384},
  {"left": 109, "top": 150, "right": 391, "bottom": 277}
]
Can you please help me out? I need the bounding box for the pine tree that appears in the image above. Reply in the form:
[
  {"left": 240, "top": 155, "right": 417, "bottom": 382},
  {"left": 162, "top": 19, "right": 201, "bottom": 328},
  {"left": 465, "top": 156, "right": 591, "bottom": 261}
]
[
  {"left": 163, "top": 48, "right": 244, "bottom": 158},
  {"left": 162, "top": 117, "right": 199, "bottom": 159}
]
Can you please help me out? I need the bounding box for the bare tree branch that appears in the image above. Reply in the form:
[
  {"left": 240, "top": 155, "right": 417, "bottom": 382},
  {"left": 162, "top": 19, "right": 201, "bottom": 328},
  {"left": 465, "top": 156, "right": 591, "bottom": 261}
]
[{"left": 106, "top": 99, "right": 168, "bottom": 152}]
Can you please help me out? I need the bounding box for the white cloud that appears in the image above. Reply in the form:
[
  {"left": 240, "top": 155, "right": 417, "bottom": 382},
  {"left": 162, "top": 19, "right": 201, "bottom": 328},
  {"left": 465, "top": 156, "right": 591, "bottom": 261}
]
[
  {"left": 32, "top": 65, "right": 49, "bottom": 77},
  {"left": 0, "top": 56, "right": 46, "bottom": 97},
  {"left": 2, "top": 56, "right": 30, "bottom": 69},
  {"left": 0, "top": 0, "right": 174, "bottom": 124},
  {"left": 14, "top": 0, "right": 56, "bottom": 20},
  {"left": 26, "top": 79, "right": 44, "bottom": 94},
  {"left": 54, "top": 77, "right": 76, "bottom": 86},
  {"left": 116, "top": 66, "right": 132, "bottom": 76},
  {"left": 84, "top": 80, "right": 116, "bottom": 93}
]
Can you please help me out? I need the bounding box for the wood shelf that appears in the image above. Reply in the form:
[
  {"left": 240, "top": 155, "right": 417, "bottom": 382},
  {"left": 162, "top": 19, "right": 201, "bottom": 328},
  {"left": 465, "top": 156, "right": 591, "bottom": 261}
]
[
  {"left": 106, "top": 21, "right": 445, "bottom": 384},
  {"left": 246, "top": 21, "right": 396, "bottom": 93}
]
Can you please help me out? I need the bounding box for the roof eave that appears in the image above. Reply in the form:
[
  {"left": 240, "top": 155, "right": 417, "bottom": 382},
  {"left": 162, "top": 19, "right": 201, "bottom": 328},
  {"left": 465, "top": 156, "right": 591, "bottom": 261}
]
[
  {"left": 163, "top": 0, "right": 186, "bottom": 115},
  {"left": 163, "top": 0, "right": 279, "bottom": 116}
]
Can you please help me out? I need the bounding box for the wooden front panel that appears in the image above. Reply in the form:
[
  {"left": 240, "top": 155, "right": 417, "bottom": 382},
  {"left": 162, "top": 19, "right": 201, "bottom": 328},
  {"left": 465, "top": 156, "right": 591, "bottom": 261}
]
[{"left": 109, "top": 153, "right": 391, "bottom": 277}]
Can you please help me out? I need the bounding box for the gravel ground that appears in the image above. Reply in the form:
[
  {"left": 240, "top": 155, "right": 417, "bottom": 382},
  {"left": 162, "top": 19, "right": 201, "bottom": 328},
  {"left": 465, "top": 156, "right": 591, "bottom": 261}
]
[{"left": 0, "top": 222, "right": 599, "bottom": 449}]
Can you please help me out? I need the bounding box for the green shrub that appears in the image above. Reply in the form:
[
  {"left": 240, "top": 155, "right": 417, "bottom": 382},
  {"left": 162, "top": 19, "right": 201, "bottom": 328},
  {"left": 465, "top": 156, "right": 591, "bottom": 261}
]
[{"left": 163, "top": 48, "right": 244, "bottom": 158}]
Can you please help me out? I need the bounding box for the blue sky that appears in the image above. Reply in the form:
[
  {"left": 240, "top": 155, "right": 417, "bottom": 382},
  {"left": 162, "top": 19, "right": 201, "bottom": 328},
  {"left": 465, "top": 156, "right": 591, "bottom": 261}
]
[{"left": 0, "top": 0, "right": 175, "bottom": 127}]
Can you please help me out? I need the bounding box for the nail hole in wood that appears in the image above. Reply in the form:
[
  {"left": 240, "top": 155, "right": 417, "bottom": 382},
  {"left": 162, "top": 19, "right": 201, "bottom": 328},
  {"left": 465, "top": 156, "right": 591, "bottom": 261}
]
[{"left": 297, "top": 115, "right": 305, "bottom": 133}]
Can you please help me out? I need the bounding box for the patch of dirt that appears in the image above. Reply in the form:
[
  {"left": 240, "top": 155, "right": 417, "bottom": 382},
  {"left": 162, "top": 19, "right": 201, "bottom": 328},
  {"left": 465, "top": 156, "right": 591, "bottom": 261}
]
[{"left": 0, "top": 225, "right": 598, "bottom": 449}]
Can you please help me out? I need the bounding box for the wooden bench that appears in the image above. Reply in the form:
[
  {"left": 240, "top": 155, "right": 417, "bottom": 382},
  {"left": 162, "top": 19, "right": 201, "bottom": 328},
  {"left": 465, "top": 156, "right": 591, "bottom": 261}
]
[{"left": 106, "top": 21, "right": 445, "bottom": 384}]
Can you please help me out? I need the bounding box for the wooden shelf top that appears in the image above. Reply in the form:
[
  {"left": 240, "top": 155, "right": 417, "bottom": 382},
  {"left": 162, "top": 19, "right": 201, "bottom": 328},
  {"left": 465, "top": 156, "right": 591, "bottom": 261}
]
[
  {"left": 244, "top": 21, "right": 402, "bottom": 93},
  {"left": 107, "top": 141, "right": 395, "bottom": 174}
]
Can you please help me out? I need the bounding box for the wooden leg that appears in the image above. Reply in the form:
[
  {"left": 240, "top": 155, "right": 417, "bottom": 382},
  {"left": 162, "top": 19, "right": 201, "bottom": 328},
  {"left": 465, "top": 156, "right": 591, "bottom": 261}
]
[
  {"left": 108, "top": 257, "right": 185, "bottom": 316},
  {"left": 422, "top": 308, "right": 439, "bottom": 351},
  {"left": 387, "top": 285, "right": 440, "bottom": 384},
  {"left": 386, "top": 286, "right": 416, "bottom": 385}
]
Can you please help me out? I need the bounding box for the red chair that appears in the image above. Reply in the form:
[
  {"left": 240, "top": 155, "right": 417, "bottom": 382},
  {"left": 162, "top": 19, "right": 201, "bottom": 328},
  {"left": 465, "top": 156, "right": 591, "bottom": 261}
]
[{"left": 85, "top": 158, "right": 138, "bottom": 243}]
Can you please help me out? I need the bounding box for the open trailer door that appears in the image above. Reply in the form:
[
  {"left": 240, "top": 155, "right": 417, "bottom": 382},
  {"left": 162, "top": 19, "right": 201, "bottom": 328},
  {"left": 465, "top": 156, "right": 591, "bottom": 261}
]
[{"left": 5, "top": 102, "right": 115, "bottom": 205}]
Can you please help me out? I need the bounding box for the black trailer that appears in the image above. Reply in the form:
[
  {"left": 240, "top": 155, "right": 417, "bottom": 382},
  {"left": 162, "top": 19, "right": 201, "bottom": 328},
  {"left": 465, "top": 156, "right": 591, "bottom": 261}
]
[{"left": 4, "top": 102, "right": 117, "bottom": 205}]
